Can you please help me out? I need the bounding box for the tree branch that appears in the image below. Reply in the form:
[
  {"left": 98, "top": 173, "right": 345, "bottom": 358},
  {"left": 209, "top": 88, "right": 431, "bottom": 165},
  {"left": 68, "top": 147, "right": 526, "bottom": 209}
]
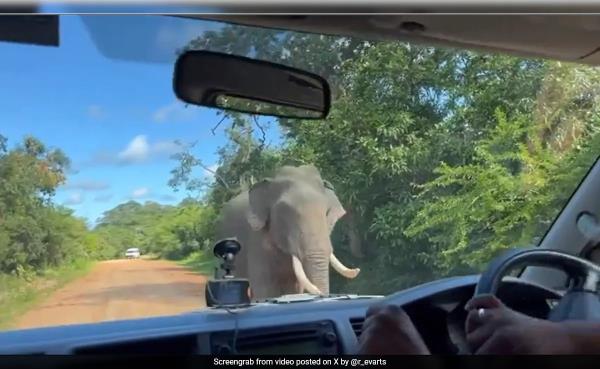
[
  {"left": 211, "top": 116, "right": 228, "bottom": 135},
  {"left": 253, "top": 116, "right": 267, "bottom": 150},
  {"left": 196, "top": 160, "right": 230, "bottom": 191}
]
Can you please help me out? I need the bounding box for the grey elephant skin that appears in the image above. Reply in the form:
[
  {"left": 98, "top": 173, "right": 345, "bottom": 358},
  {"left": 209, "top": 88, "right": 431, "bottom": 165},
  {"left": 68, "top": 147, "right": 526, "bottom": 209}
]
[{"left": 215, "top": 165, "right": 360, "bottom": 300}]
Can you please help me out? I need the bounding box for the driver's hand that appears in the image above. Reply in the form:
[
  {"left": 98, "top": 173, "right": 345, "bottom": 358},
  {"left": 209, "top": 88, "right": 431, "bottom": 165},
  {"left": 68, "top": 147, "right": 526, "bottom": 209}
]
[
  {"left": 357, "top": 304, "right": 430, "bottom": 355},
  {"left": 465, "top": 294, "right": 575, "bottom": 354}
]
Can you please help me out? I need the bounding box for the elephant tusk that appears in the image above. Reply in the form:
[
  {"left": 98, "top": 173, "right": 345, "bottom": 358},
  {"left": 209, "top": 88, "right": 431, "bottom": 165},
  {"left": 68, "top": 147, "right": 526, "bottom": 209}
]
[
  {"left": 330, "top": 253, "right": 361, "bottom": 279},
  {"left": 292, "top": 256, "right": 323, "bottom": 295}
]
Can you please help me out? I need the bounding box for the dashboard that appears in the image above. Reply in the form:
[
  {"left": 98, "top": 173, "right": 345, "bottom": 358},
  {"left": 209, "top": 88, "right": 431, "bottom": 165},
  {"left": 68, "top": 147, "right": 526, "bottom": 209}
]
[{"left": 0, "top": 275, "right": 561, "bottom": 355}]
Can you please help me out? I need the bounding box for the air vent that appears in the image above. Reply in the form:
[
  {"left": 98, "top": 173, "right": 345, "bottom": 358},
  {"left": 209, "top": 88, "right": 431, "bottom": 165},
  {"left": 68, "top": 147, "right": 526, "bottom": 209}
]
[
  {"left": 210, "top": 320, "right": 339, "bottom": 355},
  {"left": 349, "top": 317, "right": 364, "bottom": 338},
  {"left": 236, "top": 328, "right": 319, "bottom": 350}
]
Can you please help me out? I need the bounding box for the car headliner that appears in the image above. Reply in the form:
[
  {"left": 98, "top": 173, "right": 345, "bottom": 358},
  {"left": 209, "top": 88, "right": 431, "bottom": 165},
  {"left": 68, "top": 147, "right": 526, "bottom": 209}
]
[
  {"left": 189, "top": 14, "right": 600, "bottom": 66},
  {"left": 3, "top": 9, "right": 600, "bottom": 66}
]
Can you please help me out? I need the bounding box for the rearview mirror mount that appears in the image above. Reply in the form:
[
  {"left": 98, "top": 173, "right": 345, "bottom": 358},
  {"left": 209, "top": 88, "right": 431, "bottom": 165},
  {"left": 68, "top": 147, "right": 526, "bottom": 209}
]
[{"left": 173, "top": 50, "right": 331, "bottom": 119}]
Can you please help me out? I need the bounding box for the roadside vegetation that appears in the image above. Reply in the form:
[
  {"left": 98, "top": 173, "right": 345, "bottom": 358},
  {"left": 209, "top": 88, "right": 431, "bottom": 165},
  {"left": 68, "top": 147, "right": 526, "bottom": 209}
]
[
  {"left": 178, "top": 251, "right": 219, "bottom": 276},
  {"left": 0, "top": 260, "right": 92, "bottom": 329}
]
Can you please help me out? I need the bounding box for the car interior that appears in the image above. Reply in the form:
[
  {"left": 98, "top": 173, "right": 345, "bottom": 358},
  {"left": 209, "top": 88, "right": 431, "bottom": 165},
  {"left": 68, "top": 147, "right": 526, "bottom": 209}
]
[{"left": 0, "top": 11, "right": 599, "bottom": 356}]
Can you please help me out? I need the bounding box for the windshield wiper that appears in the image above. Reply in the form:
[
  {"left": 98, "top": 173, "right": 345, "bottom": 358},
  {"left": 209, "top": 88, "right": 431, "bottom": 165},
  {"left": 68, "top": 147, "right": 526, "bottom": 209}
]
[
  {"left": 324, "top": 294, "right": 384, "bottom": 300},
  {"left": 263, "top": 293, "right": 383, "bottom": 304}
]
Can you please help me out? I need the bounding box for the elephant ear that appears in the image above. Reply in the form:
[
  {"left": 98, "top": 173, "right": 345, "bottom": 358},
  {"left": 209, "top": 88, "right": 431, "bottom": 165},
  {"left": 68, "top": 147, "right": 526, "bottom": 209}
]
[
  {"left": 323, "top": 180, "right": 346, "bottom": 233},
  {"left": 246, "top": 179, "right": 273, "bottom": 231}
]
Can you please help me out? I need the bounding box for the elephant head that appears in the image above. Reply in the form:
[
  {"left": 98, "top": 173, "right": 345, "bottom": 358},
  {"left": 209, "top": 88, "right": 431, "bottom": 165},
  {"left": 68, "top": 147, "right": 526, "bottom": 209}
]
[{"left": 246, "top": 165, "right": 360, "bottom": 295}]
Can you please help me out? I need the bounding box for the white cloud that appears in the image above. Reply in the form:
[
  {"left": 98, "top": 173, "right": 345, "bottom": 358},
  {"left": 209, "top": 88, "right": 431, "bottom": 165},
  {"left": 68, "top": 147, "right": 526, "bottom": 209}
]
[
  {"left": 64, "top": 192, "right": 84, "bottom": 206},
  {"left": 84, "top": 135, "right": 182, "bottom": 167},
  {"left": 116, "top": 135, "right": 181, "bottom": 164},
  {"left": 118, "top": 135, "right": 150, "bottom": 163},
  {"left": 94, "top": 193, "right": 114, "bottom": 203},
  {"left": 63, "top": 180, "right": 110, "bottom": 191},
  {"left": 132, "top": 187, "right": 150, "bottom": 199},
  {"left": 153, "top": 101, "right": 197, "bottom": 123},
  {"left": 87, "top": 105, "right": 105, "bottom": 119}
]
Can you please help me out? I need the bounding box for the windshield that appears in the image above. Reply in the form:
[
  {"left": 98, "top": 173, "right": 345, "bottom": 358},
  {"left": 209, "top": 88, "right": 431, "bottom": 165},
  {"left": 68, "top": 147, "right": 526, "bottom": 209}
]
[{"left": 1, "top": 15, "right": 599, "bottom": 331}]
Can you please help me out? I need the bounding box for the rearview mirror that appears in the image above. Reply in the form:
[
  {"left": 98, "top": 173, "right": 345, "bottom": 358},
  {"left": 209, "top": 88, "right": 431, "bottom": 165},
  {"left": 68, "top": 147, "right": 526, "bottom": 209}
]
[{"left": 173, "top": 50, "right": 330, "bottom": 119}]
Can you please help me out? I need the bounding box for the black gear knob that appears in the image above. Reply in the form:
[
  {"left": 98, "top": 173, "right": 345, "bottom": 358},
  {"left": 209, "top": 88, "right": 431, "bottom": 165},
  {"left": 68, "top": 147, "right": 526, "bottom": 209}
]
[{"left": 213, "top": 238, "right": 241, "bottom": 259}]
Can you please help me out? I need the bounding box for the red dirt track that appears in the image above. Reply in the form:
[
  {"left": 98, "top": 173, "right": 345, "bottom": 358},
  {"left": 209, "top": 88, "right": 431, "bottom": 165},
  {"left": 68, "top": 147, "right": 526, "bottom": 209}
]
[{"left": 15, "top": 259, "right": 208, "bottom": 329}]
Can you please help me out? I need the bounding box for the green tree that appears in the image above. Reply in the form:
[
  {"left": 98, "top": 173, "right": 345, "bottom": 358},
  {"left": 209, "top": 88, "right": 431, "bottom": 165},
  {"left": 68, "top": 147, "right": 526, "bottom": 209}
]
[
  {"left": 404, "top": 62, "right": 600, "bottom": 275},
  {"left": 0, "top": 135, "right": 75, "bottom": 274}
]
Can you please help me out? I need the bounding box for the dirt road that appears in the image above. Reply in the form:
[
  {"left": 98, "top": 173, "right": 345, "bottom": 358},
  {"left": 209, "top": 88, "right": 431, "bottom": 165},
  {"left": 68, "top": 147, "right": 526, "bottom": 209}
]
[{"left": 15, "top": 259, "right": 208, "bottom": 329}]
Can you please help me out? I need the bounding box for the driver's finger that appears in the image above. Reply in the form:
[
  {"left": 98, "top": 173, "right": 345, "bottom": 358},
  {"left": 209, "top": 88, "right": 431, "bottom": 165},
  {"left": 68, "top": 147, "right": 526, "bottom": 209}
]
[
  {"left": 465, "top": 294, "right": 503, "bottom": 311},
  {"left": 465, "top": 305, "right": 498, "bottom": 334},
  {"left": 466, "top": 312, "right": 502, "bottom": 351},
  {"left": 474, "top": 328, "right": 515, "bottom": 355},
  {"left": 467, "top": 323, "right": 498, "bottom": 351}
]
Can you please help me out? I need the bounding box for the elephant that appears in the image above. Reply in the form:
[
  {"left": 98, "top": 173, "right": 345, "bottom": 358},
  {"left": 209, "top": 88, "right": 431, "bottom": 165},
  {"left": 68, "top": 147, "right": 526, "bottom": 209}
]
[{"left": 215, "top": 164, "right": 360, "bottom": 300}]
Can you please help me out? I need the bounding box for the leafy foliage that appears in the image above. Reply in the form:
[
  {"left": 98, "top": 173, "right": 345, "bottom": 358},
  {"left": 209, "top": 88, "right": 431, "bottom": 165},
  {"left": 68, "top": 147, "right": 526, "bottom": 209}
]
[
  {"left": 0, "top": 136, "right": 94, "bottom": 275},
  {"left": 94, "top": 199, "right": 217, "bottom": 260}
]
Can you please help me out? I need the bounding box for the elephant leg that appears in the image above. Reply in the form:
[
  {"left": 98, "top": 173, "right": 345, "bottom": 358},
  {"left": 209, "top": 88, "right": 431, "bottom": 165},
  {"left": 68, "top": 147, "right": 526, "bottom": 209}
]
[
  {"left": 248, "top": 275, "right": 270, "bottom": 300},
  {"left": 270, "top": 251, "right": 304, "bottom": 297},
  {"left": 247, "top": 239, "right": 301, "bottom": 299},
  {"left": 246, "top": 232, "right": 279, "bottom": 300},
  {"left": 234, "top": 242, "right": 249, "bottom": 279}
]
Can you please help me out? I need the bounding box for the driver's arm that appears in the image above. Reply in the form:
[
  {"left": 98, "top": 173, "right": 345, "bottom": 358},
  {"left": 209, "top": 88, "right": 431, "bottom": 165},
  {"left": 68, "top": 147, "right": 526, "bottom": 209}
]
[
  {"left": 560, "top": 321, "right": 600, "bottom": 354},
  {"left": 466, "top": 294, "right": 600, "bottom": 354},
  {"left": 358, "top": 295, "right": 600, "bottom": 355}
]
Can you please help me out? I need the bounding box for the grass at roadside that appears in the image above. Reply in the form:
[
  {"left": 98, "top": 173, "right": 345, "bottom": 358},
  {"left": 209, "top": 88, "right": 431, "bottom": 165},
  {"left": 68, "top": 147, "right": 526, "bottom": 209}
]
[
  {"left": 177, "top": 251, "right": 218, "bottom": 276},
  {"left": 140, "top": 253, "right": 161, "bottom": 260},
  {"left": 0, "top": 259, "right": 94, "bottom": 330}
]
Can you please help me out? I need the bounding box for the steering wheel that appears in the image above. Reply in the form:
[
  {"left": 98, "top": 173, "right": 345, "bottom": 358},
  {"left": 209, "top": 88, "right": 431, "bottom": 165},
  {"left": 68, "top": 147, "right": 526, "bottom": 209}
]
[
  {"left": 475, "top": 248, "right": 600, "bottom": 321},
  {"left": 353, "top": 247, "right": 600, "bottom": 355}
]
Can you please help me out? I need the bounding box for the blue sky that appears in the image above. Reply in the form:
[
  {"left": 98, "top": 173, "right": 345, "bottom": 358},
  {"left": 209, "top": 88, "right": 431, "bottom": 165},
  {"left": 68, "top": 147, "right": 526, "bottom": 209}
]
[{"left": 0, "top": 15, "right": 282, "bottom": 226}]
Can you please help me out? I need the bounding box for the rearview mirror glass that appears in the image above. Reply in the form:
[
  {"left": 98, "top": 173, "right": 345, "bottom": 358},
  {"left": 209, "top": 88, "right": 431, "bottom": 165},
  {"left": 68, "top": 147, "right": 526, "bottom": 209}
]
[{"left": 173, "top": 50, "right": 330, "bottom": 119}]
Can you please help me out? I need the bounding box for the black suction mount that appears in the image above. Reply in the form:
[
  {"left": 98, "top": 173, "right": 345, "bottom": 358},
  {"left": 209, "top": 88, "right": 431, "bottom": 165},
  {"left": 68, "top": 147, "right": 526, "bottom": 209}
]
[
  {"left": 213, "top": 238, "right": 241, "bottom": 278},
  {"left": 205, "top": 238, "right": 251, "bottom": 308}
]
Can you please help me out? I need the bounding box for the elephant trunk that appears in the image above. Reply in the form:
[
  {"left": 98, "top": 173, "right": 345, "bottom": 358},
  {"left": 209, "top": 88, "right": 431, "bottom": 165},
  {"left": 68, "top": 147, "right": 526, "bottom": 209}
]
[
  {"left": 304, "top": 251, "right": 330, "bottom": 295},
  {"left": 277, "top": 200, "right": 339, "bottom": 296},
  {"left": 290, "top": 234, "right": 361, "bottom": 295}
]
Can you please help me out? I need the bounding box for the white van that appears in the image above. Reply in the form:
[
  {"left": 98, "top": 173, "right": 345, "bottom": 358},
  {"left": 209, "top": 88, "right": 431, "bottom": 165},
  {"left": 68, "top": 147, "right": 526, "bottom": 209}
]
[{"left": 125, "top": 248, "right": 141, "bottom": 259}]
